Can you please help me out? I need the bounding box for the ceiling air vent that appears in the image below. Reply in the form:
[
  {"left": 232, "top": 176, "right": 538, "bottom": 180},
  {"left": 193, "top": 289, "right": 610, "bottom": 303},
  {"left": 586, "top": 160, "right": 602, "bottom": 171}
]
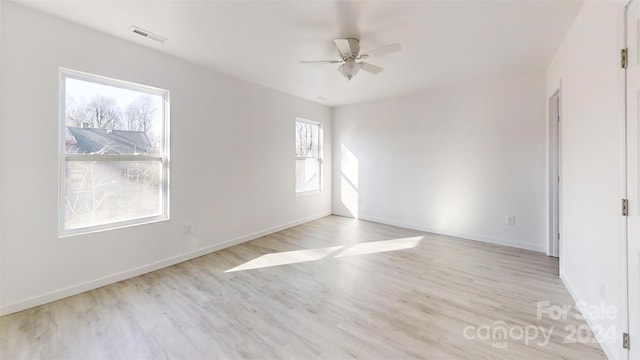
[{"left": 130, "top": 26, "right": 166, "bottom": 43}]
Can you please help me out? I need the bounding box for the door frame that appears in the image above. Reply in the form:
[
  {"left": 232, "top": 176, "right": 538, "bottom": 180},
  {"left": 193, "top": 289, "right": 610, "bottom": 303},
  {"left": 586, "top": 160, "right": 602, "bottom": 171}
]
[
  {"left": 624, "top": 0, "right": 635, "bottom": 357},
  {"left": 548, "top": 89, "right": 561, "bottom": 258}
]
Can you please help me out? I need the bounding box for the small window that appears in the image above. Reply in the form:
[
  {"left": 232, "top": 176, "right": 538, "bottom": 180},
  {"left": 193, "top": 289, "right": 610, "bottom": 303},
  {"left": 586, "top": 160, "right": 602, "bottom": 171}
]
[
  {"left": 59, "top": 68, "right": 170, "bottom": 236},
  {"left": 295, "top": 119, "right": 322, "bottom": 193}
]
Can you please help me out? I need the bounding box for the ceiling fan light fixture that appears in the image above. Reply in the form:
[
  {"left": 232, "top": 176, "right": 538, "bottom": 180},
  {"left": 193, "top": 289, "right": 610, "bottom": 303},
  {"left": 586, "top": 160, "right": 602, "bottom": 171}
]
[
  {"left": 300, "top": 38, "right": 400, "bottom": 81},
  {"left": 341, "top": 59, "right": 360, "bottom": 81}
]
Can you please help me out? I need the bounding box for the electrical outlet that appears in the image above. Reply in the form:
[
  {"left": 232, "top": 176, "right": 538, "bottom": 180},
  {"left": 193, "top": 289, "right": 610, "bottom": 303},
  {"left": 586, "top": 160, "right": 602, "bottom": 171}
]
[
  {"left": 184, "top": 223, "right": 193, "bottom": 235},
  {"left": 506, "top": 216, "right": 515, "bottom": 225}
]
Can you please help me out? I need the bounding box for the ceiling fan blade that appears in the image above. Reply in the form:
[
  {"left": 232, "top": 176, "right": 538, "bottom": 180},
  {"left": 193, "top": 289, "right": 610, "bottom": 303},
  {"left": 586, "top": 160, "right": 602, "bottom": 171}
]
[
  {"left": 358, "top": 62, "right": 383, "bottom": 74},
  {"left": 334, "top": 38, "right": 360, "bottom": 58},
  {"left": 359, "top": 43, "right": 401, "bottom": 58},
  {"left": 299, "top": 60, "right": 343, "bottom": 64}
]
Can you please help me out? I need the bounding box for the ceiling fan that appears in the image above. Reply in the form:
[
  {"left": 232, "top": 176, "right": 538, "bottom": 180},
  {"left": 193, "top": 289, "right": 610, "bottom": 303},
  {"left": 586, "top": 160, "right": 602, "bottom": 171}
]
[{"left": 300, "top": 38, "right": 401, "bottom": 81}]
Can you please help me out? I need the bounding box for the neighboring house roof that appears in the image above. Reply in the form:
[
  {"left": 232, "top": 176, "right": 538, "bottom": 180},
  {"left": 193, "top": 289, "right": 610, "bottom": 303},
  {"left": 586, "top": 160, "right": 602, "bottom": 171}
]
[
  {"left": 66, "top": 126, "right": 154, "bottom": 155},
  {"left": 64, "top": 128, "right": 77, "bottom": 145}
]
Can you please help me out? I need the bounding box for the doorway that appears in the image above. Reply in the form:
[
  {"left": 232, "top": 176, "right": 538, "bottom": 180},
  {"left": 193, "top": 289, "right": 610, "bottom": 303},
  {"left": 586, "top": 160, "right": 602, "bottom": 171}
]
[{"left": 548, "top": 90, "right": 560, "bottom": 258}]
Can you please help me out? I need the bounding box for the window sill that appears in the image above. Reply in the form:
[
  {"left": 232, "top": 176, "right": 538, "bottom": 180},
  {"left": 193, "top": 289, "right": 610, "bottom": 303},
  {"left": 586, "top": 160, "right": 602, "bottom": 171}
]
[{"left": 58, "top": 215, "right": 169, "bottom": 238}]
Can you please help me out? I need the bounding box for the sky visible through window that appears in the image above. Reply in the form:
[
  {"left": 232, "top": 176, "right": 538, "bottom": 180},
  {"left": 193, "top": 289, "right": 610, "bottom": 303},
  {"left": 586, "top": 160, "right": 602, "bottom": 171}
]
[{"left": 65, "top": 78, "right": 163, "bottom": 147}]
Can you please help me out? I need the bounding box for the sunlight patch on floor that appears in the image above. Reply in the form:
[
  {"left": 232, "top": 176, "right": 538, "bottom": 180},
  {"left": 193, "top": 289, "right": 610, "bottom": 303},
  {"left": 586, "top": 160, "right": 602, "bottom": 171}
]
[
  {"left": 334, "top": 236, "right": 423, "bottom": 257},
  {"left": 225, "top": 246, "right": 343, "bottom": 272},
  {"left": 226, "top": 236, "right": 423, "bottom": 272}
]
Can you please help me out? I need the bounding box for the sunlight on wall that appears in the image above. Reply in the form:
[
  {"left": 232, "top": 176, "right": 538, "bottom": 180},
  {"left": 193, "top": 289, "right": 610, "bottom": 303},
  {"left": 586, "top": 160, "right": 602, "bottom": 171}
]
[
  {"left": 341, "top": 144, "right": 359, "bottom": 218},
  {"left": 226, "top": 236, "right": 424, "bottom": 272},
  {"left": 225, "top": 246, "right": 343, "bottom": 272},
  {"left": 334, "top": 236, "right": 423, "bottom": 257}
]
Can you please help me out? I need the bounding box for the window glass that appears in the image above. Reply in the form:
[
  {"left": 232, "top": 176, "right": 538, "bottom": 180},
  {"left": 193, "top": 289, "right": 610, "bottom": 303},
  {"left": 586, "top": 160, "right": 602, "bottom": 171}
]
[
  {"left": 60, "top": 69, "right": 169, "bottom": 235},
  {"left": 295, "top": 120, "right": 321, "bottom": 193}
]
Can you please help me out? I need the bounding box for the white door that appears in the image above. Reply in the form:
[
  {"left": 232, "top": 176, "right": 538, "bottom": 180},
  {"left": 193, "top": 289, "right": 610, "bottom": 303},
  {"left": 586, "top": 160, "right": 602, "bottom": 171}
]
[{"left": 627, "top": 0, "right": 640, "bottom": 358}]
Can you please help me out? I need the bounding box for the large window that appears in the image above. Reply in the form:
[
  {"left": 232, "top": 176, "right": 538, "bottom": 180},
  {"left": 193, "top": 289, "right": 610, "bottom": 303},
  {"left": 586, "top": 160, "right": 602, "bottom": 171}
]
[
  {"left": 59, "top": 68, "right": 170, "bottom": 236},
  {"left": 295, "top": 119, "right": 322, "bottom": 193}
]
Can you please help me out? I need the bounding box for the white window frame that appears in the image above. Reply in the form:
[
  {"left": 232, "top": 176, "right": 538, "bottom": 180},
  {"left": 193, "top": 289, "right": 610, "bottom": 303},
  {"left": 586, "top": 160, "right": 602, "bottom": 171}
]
[
  {"left": 295, "top": 118, "right": 322, "bottom": 195},
  {"left": 58, "top": 68, "right": 170, "bottom": 237}
]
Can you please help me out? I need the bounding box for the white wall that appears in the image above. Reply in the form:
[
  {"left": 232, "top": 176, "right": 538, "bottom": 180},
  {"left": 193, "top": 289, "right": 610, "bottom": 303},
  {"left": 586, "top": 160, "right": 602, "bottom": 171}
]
[
  {"left": 333, "top": 71, "right": 547, "bottom": 252},
  {"left": 546, "top": 2, "right": 627, "bottom": 359},
  {"left": 0, "top": 2, "right": 332, "bottom": 315}
]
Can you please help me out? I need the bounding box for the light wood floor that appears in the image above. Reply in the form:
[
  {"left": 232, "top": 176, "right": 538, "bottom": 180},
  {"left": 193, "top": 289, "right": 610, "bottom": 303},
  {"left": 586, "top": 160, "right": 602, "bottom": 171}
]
[{"left": 1, "top": 216, "right": 605, "bottom": 359}]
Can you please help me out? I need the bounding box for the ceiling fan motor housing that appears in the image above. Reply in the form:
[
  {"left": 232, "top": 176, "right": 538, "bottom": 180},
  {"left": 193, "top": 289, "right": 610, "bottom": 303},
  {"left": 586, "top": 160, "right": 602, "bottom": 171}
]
[{"left": 336, "top": 38, "right": 361, "bottom": 60}]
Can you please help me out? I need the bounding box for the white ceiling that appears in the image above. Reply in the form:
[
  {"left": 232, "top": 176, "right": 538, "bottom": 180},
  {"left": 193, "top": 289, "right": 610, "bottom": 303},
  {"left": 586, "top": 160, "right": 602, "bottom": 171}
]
[{"left": 19, "top": 0, "right": 582, "bottom": 106}]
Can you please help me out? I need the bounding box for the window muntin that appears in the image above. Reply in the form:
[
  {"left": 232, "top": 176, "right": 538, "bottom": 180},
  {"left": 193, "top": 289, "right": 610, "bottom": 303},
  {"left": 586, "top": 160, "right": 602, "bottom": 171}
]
[
  {"left": 60, "top": 69, "right": 169, "bottom": 236},
  {"left": 295, "top": 119, "right": 321, "bottom": 193}
]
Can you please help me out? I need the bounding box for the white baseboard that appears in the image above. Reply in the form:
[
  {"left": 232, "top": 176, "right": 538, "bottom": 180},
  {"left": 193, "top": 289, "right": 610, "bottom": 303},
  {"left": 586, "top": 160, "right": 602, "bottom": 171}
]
[
  {"left": 560, "top": 271, "right": 620, "bottom": 360},
  {"left": 0, "top": 210, "right": 332, "bottom": 316},
  {"left": 332, "top": 211, "right": 546, "bottom": 253}
]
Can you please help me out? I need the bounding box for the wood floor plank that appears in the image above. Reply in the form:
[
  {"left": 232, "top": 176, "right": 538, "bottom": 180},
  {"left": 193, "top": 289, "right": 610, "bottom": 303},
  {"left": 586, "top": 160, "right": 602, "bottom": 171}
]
[{"left": 0, "top": 216, "right": 606, "bottom": 359}]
